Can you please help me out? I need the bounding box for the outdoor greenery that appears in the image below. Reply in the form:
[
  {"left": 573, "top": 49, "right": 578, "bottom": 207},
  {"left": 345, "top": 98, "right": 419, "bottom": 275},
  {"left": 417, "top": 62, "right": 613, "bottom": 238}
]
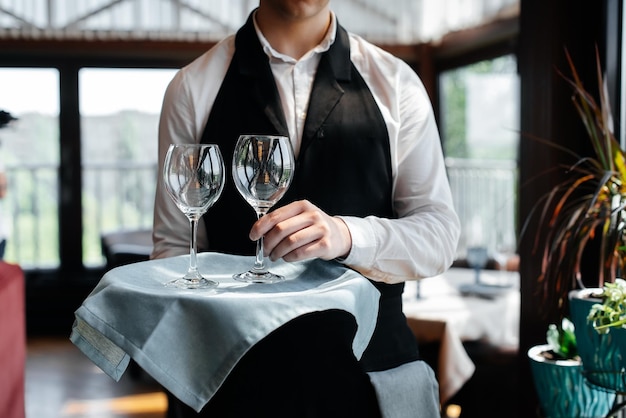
[
  {"left": 1, "top": 114, "right": 60, "bottom": 267},
  {"left": 441, "top": 54, "right": 518, "bottom": 160},
  {"left": 1, "top": 111, "right": 157, "bottom": 268}
]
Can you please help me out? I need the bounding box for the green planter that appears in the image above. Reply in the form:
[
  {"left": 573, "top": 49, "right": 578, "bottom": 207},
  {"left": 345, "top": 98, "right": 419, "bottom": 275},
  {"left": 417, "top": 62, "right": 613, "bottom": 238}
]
[
  {"left": 570, "top": 289, "right": 626, "bottom": 393},
  {"left": 528, "top": 344, "right": 615, "bottom": 418}
]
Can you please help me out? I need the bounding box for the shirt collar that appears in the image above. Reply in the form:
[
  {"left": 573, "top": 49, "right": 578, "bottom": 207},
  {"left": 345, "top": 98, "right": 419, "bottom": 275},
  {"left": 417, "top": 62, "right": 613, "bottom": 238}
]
[{"left": 253, "top": 11, "right": 337, "bottom": 63}]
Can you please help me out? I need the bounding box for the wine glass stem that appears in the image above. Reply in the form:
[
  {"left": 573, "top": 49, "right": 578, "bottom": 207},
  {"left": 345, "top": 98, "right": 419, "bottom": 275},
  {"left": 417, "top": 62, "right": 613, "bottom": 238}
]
[
  {"left": 253, "top": 213, "right": 267, "bottom": 273},
  {"left": 188, "top": 218, "right": 200, "bottom": 276}
]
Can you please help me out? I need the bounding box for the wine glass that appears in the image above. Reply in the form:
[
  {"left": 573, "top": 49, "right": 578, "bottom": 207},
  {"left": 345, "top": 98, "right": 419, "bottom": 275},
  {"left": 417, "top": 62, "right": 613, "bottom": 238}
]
[
  {"left": 163, "top": 143, "right": 225, "bottom": 289},
  {"left": 232, "top": 135, "right": 295, "bottom": 283},
  {"left": 493, "top": 231, "right": 517, "bottom": 272},
  {"left": 466, "top": 246, "right": 489, "bottom": 284}
]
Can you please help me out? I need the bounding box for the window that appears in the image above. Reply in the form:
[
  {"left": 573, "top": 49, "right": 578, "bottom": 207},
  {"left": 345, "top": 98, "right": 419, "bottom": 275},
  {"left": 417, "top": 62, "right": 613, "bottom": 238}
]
[
  {"left": 79, "top": 68, "right": 177, "bottom": 266},
  {"left": 439, "top": 55, "right": 520, "bottom": 261},
  {"left": 0, "top": 68, "right": 60, "bottom": 268}
]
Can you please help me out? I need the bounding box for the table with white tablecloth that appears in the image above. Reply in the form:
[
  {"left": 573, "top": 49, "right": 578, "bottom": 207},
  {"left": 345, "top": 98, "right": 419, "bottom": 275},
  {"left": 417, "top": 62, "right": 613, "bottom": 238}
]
[{"left": 403, "top": 268, "right": 520, "bottom": 403}]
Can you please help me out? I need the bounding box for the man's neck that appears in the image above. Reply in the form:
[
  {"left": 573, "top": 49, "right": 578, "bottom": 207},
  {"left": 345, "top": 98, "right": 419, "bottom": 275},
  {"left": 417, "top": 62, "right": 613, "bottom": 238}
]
[{"left": 255, "top": 6, "right": 332, "bottom": 60}]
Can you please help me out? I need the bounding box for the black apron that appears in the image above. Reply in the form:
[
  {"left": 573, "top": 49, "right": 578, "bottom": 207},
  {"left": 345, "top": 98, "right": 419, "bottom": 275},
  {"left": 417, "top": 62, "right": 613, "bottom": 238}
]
[{"left": 170, "top": 12, "right": 419, "bottom": 417}]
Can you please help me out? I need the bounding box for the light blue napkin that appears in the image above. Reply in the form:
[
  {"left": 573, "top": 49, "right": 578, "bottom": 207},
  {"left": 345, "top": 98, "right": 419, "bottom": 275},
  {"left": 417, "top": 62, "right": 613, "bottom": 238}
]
[{"left": 70, "top": 252, "right": 380, "bottom": 412}]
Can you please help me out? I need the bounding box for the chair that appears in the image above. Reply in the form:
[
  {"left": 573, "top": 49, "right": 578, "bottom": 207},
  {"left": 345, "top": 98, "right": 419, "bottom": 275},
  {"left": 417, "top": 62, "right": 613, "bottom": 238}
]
[
  {"left": 0, "top": 261, "right": 26, "bottom": 418},
  {"left": 100, "top": 229, "right": 153, "bottom": 271}
]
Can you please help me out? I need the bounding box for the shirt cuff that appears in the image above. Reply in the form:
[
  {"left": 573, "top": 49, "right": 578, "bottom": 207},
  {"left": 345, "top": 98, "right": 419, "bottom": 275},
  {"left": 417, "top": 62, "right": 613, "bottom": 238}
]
[{"left": 337, "top": 216, "right": 378, "bottom": 269}]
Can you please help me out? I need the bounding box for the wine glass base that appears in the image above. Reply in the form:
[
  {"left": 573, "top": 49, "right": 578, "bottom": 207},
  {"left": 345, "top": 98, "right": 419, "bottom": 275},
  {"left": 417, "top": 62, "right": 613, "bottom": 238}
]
[
  {"left": 166, "top": 277, "right": 218, "bottom": 290},
  {"left": 232, "top": 270, "right": 284, "bottom": 284}
]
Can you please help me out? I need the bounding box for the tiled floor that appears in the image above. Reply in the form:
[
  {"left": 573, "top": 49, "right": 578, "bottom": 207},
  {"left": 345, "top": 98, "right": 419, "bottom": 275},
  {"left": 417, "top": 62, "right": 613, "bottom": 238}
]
[{"left": 25, "top": 337, "right": 166, "bottom": 418}]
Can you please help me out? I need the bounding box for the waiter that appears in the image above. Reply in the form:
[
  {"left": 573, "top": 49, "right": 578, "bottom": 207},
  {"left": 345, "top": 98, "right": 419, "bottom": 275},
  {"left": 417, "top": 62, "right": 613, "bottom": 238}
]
[{"left": 152, "top": 1, "right": 460, "bottom": 416}]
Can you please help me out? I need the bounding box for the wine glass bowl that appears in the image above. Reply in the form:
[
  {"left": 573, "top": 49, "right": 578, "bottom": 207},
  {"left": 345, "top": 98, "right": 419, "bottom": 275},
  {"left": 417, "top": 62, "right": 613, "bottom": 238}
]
[
  {"left": 163, "top": 143, "right": 225, "bottom": 289},
  {"left": 232, "top": 135, "right": 295, "bottom": 283}
]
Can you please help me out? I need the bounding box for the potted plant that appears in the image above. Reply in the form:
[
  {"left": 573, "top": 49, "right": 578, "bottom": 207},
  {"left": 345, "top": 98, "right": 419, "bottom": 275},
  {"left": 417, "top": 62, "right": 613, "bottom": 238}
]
[
  {"left": 526, "top": 48, "right": 626, "bottom": 315},
  {"left": 588, "top": 278, "right": 626, "bottom": 333},
  {"left": 569, "top": 279, "right": 626, "bottom": 393},
  {"left": 528, "top": 318, "right": 615, "bottom": 418},
  {"left": 524, "top": 47, "right": 626, "bottom": 396}
]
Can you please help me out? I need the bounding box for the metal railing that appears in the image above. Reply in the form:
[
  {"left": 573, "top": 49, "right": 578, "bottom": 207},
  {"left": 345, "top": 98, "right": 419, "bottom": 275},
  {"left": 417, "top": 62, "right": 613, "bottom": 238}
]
[
  {"left": 446, "top": 157, "right": 518, "bottom": 257},
  {"left": 2, "top": 158, "right": 518, "bottom": 269},
  {"left": 3, "top": 162, "right": 58, "bottom": 268},
  {"left": 82, "top": 161, "right": 156, "bottom": 266},
  {"left": 3, "top": 161, "right": 156, "bottom": 268}
]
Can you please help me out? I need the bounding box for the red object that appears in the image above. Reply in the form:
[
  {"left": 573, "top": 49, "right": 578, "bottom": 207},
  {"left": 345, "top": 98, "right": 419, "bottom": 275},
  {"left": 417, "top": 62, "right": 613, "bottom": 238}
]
[{"left": 0, "top": 261, "right": 26, "bottom": 418}]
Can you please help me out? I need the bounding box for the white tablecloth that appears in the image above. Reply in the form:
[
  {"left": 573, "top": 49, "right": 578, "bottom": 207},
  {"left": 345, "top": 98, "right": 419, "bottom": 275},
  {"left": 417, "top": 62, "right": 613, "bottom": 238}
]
[
  {"left": 70, "top": 253, "right": 380, "bottom": 412},
  {"left": 403, "top": 268, "right": 520, "bottom": 403}
]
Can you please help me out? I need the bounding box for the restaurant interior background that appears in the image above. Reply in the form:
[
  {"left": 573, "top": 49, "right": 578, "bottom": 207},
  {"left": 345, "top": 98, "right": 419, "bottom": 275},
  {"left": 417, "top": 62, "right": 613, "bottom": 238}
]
[{"left": 0, "top": 0, "right": 623, "bottom": 416}]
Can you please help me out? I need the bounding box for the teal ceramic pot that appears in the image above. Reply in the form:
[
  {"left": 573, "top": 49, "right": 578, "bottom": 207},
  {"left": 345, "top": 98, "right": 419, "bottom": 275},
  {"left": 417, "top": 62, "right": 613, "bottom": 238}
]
[
  {"left": 570, "top": 289, "right": 626, "bottom": 393},
  {"left": 528, "top": 344, "right": 615, "bottom": 418}
]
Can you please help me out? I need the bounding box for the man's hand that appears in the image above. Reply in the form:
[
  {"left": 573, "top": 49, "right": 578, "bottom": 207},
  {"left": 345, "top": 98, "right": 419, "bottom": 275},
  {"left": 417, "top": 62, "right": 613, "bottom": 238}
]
[{"left": 250, "top": 200, "right": 352, "bottom": 262}]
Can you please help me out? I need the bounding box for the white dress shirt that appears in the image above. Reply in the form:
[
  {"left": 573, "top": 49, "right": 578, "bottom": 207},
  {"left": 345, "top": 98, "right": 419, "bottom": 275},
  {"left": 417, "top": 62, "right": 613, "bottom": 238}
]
[{"left": 152, "top": 12, "right": 460, "bottom": 284}]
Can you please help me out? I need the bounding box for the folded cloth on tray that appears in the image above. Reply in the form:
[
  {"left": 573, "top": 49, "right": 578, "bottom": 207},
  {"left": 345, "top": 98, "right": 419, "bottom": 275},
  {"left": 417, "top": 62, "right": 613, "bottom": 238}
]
[{"left": 70, "top": 252, "right": 380, "bottom": 412}]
